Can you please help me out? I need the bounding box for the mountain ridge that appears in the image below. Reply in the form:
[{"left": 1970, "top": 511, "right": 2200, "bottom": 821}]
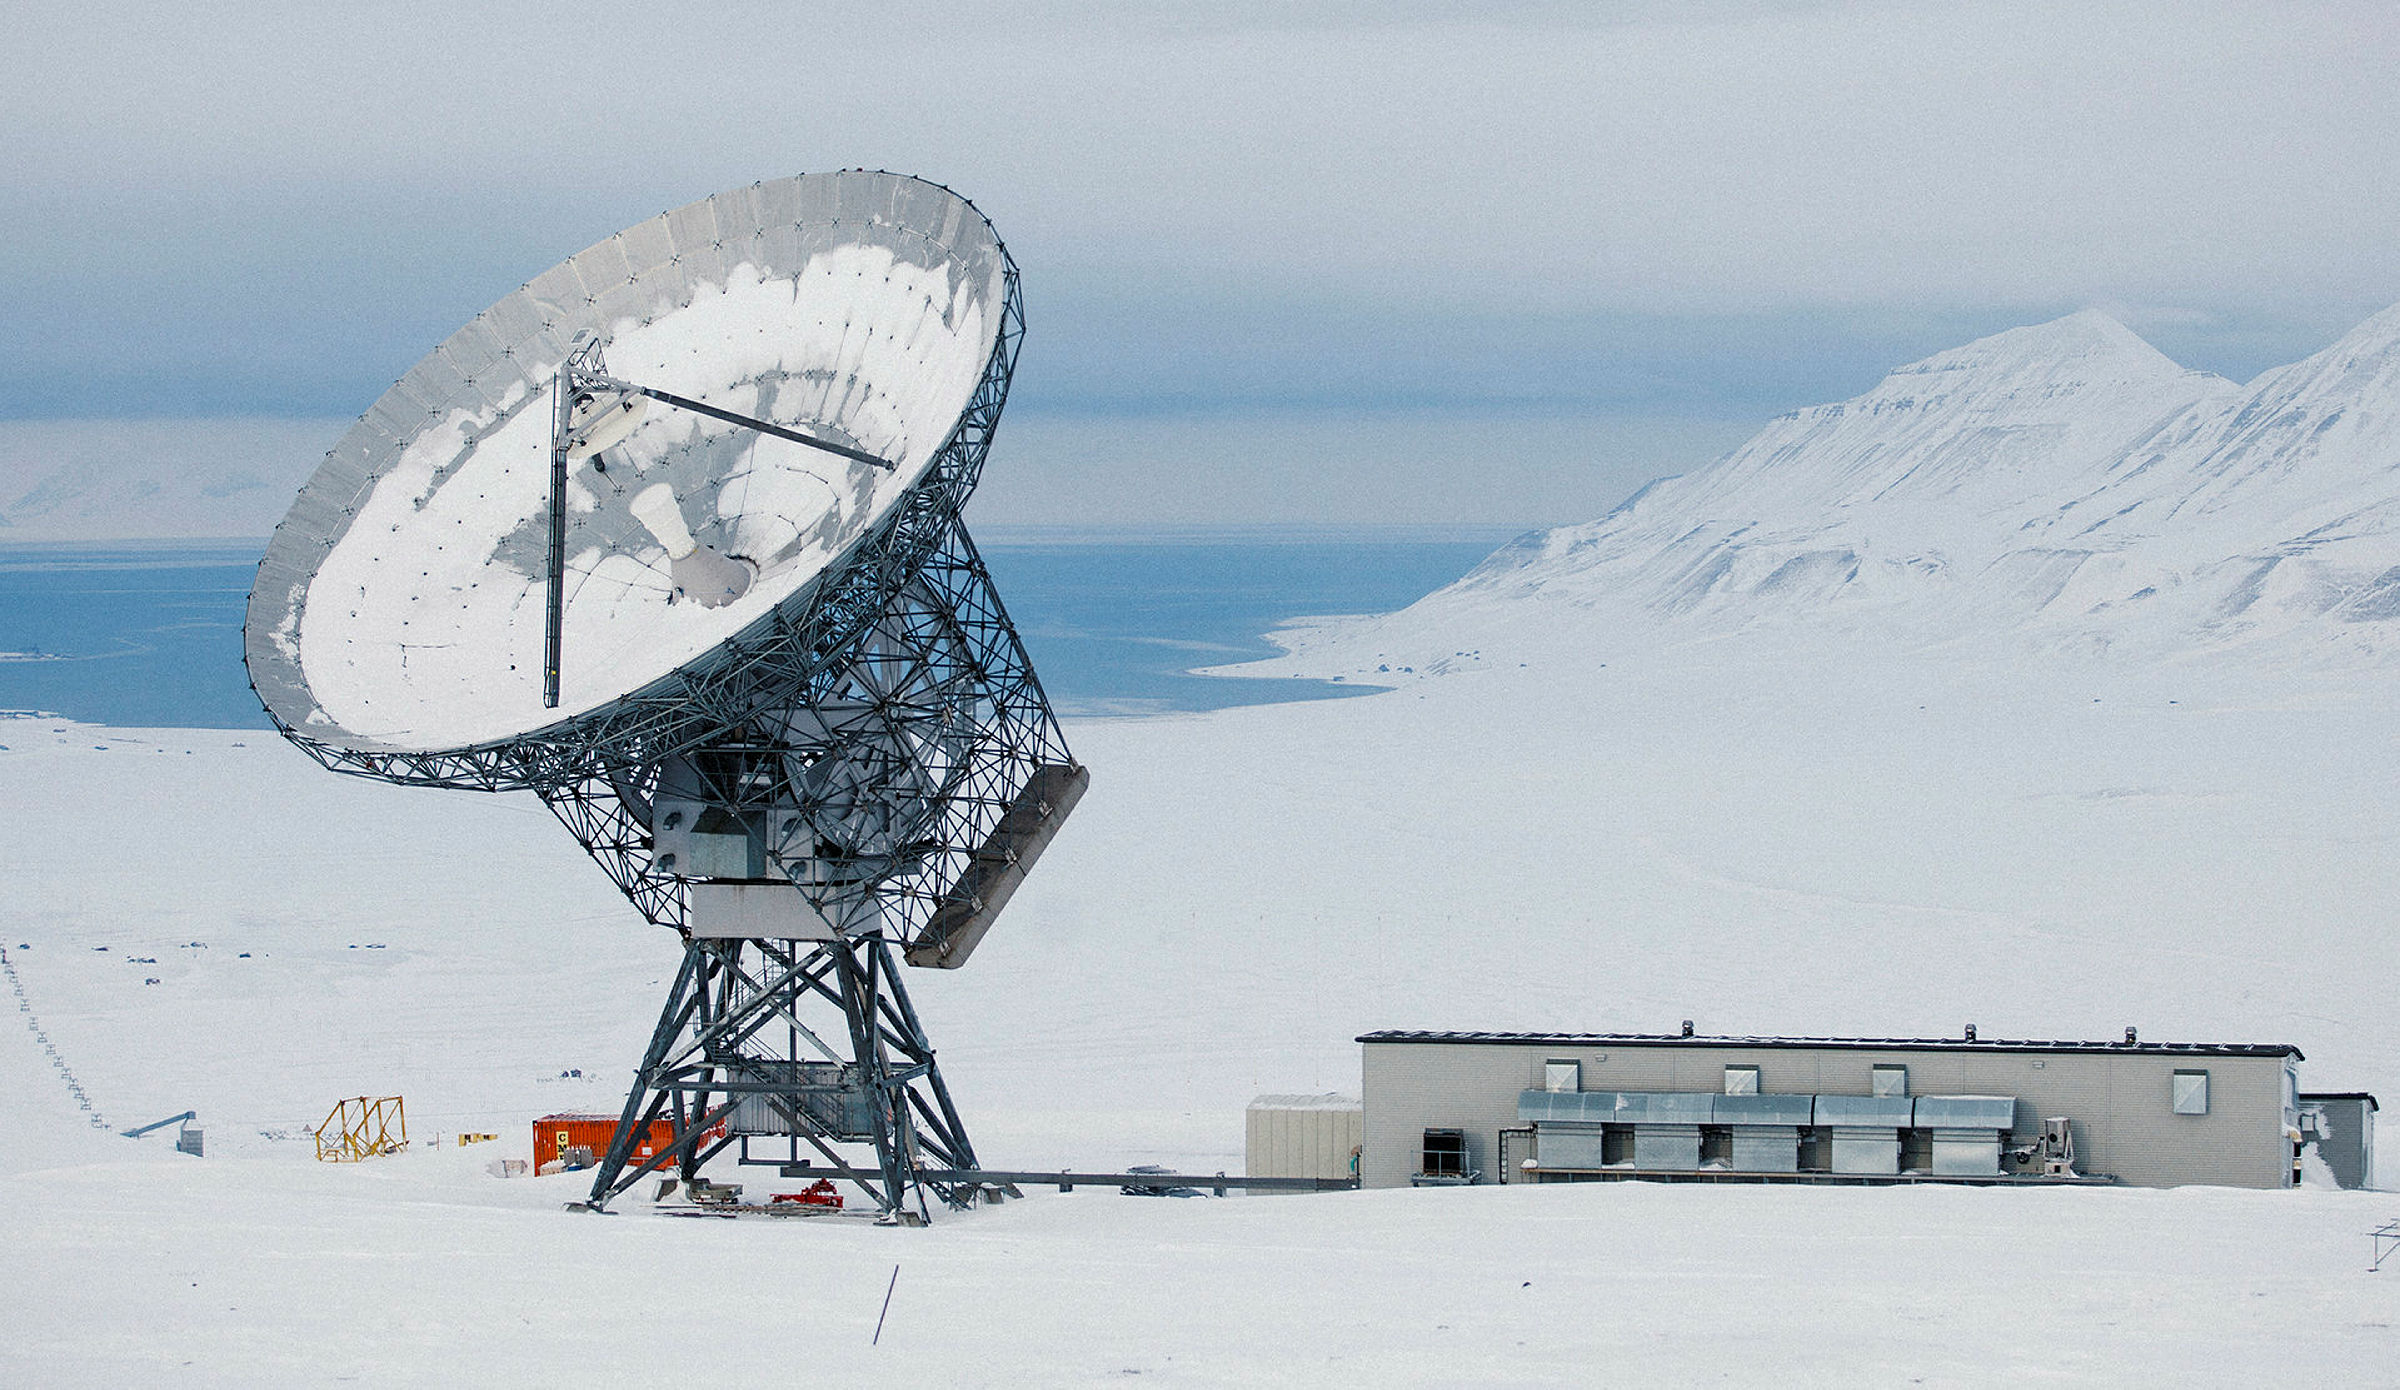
[
  {"left": 1253, "top": 300, "right": 2400, "bottom": 678},
  {"left": 0, "top": 418, "right": 339, "bottom": 543}
]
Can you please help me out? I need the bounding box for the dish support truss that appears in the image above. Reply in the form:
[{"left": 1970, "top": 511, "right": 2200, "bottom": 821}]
[
  {"left": 560, "top": 511, "right": 1082, "bottom": 1219},
  {"left": 263, "top": 261, "right": 1085, "bottom": 1220},
  {"left": 582, "top": 934, "right": 984, "bottom": 1223}
]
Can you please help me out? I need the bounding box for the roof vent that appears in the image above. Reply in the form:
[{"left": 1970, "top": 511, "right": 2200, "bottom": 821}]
[
  {"left": 1964, "top": 1023, "right": 1977, "bottom": 1042},
  {"left": 2125, "top": 1026, "right": 2138, "bottom": 1044},
  {"left": 1680, "top": 1019, "right": 1694, "bottom": 1038}
]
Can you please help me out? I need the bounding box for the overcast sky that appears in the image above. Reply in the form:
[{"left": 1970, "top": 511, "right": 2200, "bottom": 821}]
[{"left": 8, "top": 1, "right": 2398, "bottom": 526}]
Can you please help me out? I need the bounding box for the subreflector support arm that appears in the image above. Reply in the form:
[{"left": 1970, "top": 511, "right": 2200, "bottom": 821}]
[{"left": 542, "top": 347, "right": 898, "bottom": 707}]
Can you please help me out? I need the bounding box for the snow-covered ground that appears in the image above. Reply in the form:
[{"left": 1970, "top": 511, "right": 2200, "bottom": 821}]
[
  {"left": 11, "top": 304, "right": 2400, "bottom": 1382},
  {"left": 4, "top": 1141, "right": 2389, "bottom": 1385},
  {"left": 5, "top": 627, "right": 2397, "bottom": 1382}
]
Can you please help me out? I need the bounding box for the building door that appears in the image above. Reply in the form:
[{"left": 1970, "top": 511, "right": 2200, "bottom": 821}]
[{"left": 1498, "top": 1126, "right": 1534, "bottom": 1184}]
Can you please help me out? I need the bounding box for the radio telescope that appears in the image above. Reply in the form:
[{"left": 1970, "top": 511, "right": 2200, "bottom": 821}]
[{"left": 246, "top": 171, "right": 1086, "bottom": 1220}]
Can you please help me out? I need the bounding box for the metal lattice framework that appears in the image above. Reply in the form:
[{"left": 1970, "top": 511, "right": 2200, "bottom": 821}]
[
  {"left": 530, "top": 503, "right": 1075, "bottom": 953},
  {"left": 582, "top": 934, "right": 988, "bottom": 1219},
  {"left": 314, "top": 1096, "right": 408, "bottom": 1163},
  {"left": 543, "top": 481, "right": 1081, "bottom": 1216}
]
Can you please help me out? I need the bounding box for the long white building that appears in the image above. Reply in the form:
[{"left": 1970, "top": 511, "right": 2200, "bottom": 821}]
[{"left": 1357, "top": 1028, "right": 2323, "bottom": 1191}]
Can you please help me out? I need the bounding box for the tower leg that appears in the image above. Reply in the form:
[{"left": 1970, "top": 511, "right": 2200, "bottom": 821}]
[{"left": 579, "top": 934, "right": 981, "bottom": 1219}]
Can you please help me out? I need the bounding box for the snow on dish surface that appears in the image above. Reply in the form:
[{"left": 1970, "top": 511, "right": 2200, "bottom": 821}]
[{"left": 246, "top": 173, "right": 1003, "bottom": 752}]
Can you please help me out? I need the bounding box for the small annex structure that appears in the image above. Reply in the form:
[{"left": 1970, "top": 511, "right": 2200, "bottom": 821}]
[
  {"left": 1358, "top": 1028, "right": 2374, "bottom": 1191},
  {"left": 2299, "top": 1093, "right": 2378, "bottom": 1190},
  {"left": 120, "top": 1110, "right": 204, "bottom": 1157},
  {"left": 1245, "top": 1094, "right": 1363, "bottom": 1186},
  {"left": 315, "top": 1096, "right": 407, "bottom": 1163},
  {"left": 534, "top": 1112, "right": 726, "bottom": 1177}
]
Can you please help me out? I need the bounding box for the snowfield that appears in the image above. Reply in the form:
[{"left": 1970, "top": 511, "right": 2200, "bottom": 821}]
[
  {"left": 4, "top": 1142, "right": 2392, "bottom": 1386},
  {"left": 5, "top": 630, "right": 2397, "bottom": 1383},
  {"left": 11, "top": 305, "right": 2400, "bottom": 1383}
]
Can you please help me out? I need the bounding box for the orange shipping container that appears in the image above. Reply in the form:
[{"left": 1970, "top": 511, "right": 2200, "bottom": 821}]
[{"left": 533, "top": 1112, "right": 722, "bottom": 1173}]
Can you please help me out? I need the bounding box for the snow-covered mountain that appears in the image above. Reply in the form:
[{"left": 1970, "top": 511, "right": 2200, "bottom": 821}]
[
  {"left": 1264, "top": 303, "right": 2400, "bottom": 676},
  {"left": 0, "top": 417, "right": 340, "bottom": 542}
]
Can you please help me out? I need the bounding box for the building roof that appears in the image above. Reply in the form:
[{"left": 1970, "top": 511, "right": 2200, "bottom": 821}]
[
  {"left": 1355, "top": 1029, "right": 2303, "bottom": 1060},
  {"left": 2299, "top": 1091, "right": 2380, "bottom": 1109},
  {"left": 1248, "top": 1093, "right": 1362, "bottom": 1111}
]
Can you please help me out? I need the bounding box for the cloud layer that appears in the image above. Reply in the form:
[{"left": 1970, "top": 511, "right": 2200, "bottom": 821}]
[{"left": 7, "top": 1, "right": 2397, "bottom": 520}]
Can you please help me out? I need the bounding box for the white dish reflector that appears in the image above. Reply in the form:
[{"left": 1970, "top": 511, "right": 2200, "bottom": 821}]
[{"left": 246, "top": 172, "right": 1010, "bottom": 754}]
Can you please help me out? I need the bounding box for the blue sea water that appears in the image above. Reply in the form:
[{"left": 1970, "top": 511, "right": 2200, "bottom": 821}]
[{"left": 0, "top": 529, "right": 1516, "bottom": 729}]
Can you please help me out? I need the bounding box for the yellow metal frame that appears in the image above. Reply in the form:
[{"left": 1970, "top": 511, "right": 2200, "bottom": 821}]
[{"left": 315, "top": 1096, "right": 407, "bottom": 1162}]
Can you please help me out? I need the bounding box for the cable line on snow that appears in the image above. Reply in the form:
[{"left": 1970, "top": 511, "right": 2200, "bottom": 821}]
[{"left": 1, "top": 946, "right": 109, "bottom": 1130}]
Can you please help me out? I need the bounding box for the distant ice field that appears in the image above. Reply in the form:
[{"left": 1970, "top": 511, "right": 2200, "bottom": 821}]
[{"left": 0, "top": 529, "right": 1515, "bottom": 728}]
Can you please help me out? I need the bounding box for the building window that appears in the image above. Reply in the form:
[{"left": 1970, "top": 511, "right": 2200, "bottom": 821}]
[
  {"left": 2172, "top": 1070, "right": 2210, "bottom": 1115},
  {"left": 1724, "top": 1065, "right": 1760, "bottom": 1096},
  {"left": 1872, "top": 1065, "right": 1908, "bottom": 1098},
  {"left": 1422, "top": 1129, "right": 1468, "bottom": 1177},
  {"left": 1543, "top": 1059, "right": 1580, "bottom": 1093}
]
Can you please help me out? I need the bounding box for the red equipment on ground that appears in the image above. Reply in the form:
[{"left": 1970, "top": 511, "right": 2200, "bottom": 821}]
[{"left": 769, "top": 1179, "right": 845, "bottom": 1210}]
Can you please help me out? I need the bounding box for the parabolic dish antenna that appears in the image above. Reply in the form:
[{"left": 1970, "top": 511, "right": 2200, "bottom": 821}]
[
  {"left": 246, "top": 172, "right": 1086, "bottom": 1219},
  {"left": 250, "top": 173, "right": 1007, "bottom": 751}
]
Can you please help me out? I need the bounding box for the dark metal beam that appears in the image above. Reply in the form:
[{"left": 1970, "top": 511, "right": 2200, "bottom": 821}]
[
  {"left": 757, "top": 1165, "right": 1360, "bottom": 1195},
  {"left": 579, "top": 369, "right": 893, "bottom": 472},
  {"left": 542, "top": 353, "right": 576, "bottom": 709}
]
